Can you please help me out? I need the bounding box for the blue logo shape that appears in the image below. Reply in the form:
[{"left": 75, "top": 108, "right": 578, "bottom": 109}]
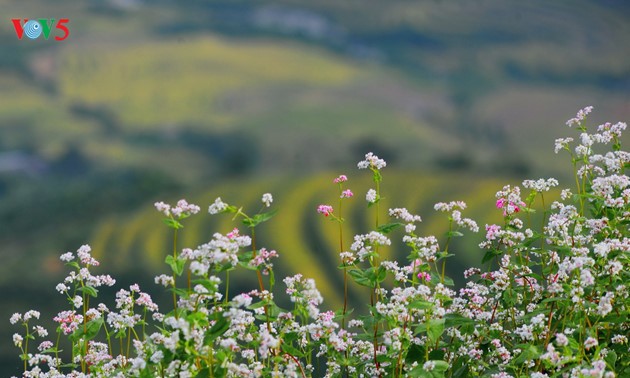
[{"left": 24, "top": 20, "right": 42, "bottom": 39}]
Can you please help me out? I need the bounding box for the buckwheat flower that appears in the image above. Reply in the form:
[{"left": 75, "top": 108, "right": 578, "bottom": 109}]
[
  {"left": 422, "top": 361, "right": 435, "bottom": 371},
  {"left": 261, "top": 193, "right": 273, "bottom": 207},
  {"left": 226, "top": 228, "right": 240, "bottom": 240},
  {"left": 317, "top": 204, "right": 334, "bottom": 217},
  {"left": 389, "top": 207, "right": 422, "bottom": 223},
  {"left": 55, "top": 283, "right": 68, "bottom": 294},
  {"left": 10, "top": 313, "right": 22, "bottom": 324},
  {"left": 566, "top": 106, "right": 593, "bottom": 127},
  {"left": 405, "top": 223, "right": 415, "bottom": 233},
  {"left": 434, "top": 201, "right": 467, "bottom": 212},
  {"left": 208, "top": 197, "right": 228, "bottom": 214},
  {"left": 417, "top": 272, "right": 431, "bottom": 282},
  {"left": 23, "top": 310, "right": 40, "bottom": 321},
  {"left": 155, "top": 274, "right": 175, "bottom": 287},
  {"left": 33, "top": 325, "right": 48, "bottom": 337},
  {"left": 611, "top": 334, "right": 627, "bottom": 344},
  {"left": 584, "top": 337, "right": 598, "bottom": 350},
  {"left": 339, "top": 251, "right": 356, "bottom": 265},
  {"left": 150, "top": 350, "right": 164, "bottom": 364},
  {"left": 341, "top": 189, "right": 353, "bottom": 198},
  {"left": 175, "top": 199, "right": 200, "bottom": 216},
  {"left": 333, "top": 175, "right": 348, "bottom": 183},
  {"left": 597, "top": 292, "right": 614, "bottom": 316},
  {"left": 232, "top": 293, "right": 253, "bottom": 308},
  {"left": 554, "top": 137, "right": 574, "bottom": 153},
  {"left": 77, "top": 244, "right": 99, "bottom": 266},
  {"left": 154, "top": 201, "right": 171, "bottom": 216},
  {"left": 580, "top": 269, "right": 595, "bottom": 286},
  {"left": 357, "top": 152, "right": 386, "bottom": 170},
  {"left": 366, "top": 189, "right": 377, "bottom": 203},
  {"left": 555, "top": 333, "right": 569, "bottom": 347},
  {"left": 522, "top": 178, "right": 559, "bottom": 192},
  {"left": 12, "top": 333, "right": 23, "bottom": 347},
  {"left": 38, "top": 340, "right": 53, "bottom": 352},
  {"left": 59, "top": 252, "right": 74, "bottom": 262}
]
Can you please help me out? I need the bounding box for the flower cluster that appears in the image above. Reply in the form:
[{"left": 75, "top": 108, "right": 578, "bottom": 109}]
[{"left": 9, "top": 108, "right": 630, "bottom": 377}]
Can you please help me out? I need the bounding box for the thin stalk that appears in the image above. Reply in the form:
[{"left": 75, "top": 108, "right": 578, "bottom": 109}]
[
  {"left": 338, "top": 191, "right": 348, "bottom": 330},
  {"left": 287, "top": 353, "right": 308, "bottom": 378},
  {"left": 251, "top": 228, "right": 272, "bottom": 333},
  {"left": 172, "top": 228, "right": 179, "bottom": 316},
  {"left": 225, "top": 270, "right": 230, "bottom": 304}
]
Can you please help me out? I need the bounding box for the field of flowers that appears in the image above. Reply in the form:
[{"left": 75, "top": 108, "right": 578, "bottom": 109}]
[{"left": 10, "top": 108, "right": 629, "bottom": 377}]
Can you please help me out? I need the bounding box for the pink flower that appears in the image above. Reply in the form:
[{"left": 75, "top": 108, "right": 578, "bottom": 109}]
[
  {"left": 317, "top": 205, "right": 334, "bottom": 217},
  {"left": 334, "top": 175, "right": 348, "bottom": 183},
  {"left": 341, "top": 189, "right": 353, "bottom": 198},
  {"left": 227, "top": 228, "right": 240, "bottom": 239},
  {"left": 485, "top": 224, "right": 501, "bottom": 240},
  {"left": 496, "top": 198, "right": 505, "bottom": 209},
  {"left": 417, "top": 272, "right": 431, "bottom": 282}
]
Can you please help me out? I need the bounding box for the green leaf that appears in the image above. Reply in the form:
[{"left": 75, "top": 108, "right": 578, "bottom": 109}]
[
  {"left": 409, "top": 300, "right": 434, "bottom": 310},
  {"left": 78, "top": 285, "right": 98, "bottom": 298},
  {"left": 377, "top": 222, "right": 404, "bottom": 234},
  {"left": 269, "top": 268, "right": 275, "bottom": 290},
  {"left": 451, "top": 358, "right": 470, "bottom": 378},
  {"left": 443, "top": 313, "right": 475, "bottom": 328},
  {"left": 442, "top": 275, "right": 455, "bottom": 287},
  {"left": 426, "top": 318, "right": 445, "bottom": 344},
  {"left": 348, "top": 269, "right": 372, "bottom": 287},
  {"left": 501, "top": 288, "right": 517, "bottom": 307},
  {"left": 66, "top": 261, "right": 80, "bottom": 270},
  {"left": 204, "top": 316, "right": 229, "bottom": 344},
  {"left": 243, "top": 209, "right": 278, "bottom": 228},
  {"left": 140, "top": 368, "right": 154, "bottom": 378},
  {"left": 605, "top": 350, "right": 618, "bottom": 368},
  {"left": 165, "top": 255, "right": 186, "bottom": 276},
  {"left": 162, "top": 218, "right": 183, "bottom": 229},
  {"left": 225, "top": 205, "right": 239, "bottom": 214},
  {"left": 70, "top": 318, "right": 103, "bottom": 342},
  {"left": 405, "top": 344, "right": 425, "bottom": 363},
  {"left": 281, "top": 342, "right": 303, "bottom": 357},
  {"left": 366, "top": 266, "right": 387, "bottom": 286},
  {"left": 446, "top": 230, "right": 464, "bottom": 238},
  {"left": 482, "top": 248, "right": 502, "bottom": 264},
  {"left": 428, "top": 349, "right": 445, "bottom": 361},
  {"left": 372, "top": 170, "right": 382, "bottom": 183},
  {"left": 195, "top": 368, "right": 211, "bottom": 378},
  {"left": 513, "top": 344, "right": 539, "bottom": 365}
]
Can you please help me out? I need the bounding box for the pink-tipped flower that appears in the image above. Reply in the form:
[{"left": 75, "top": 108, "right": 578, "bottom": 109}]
[
  {"left": 334, "top": 175, "right": 348, "bottom": 183},
  {"left": 317, "top": 205, "right": 334, "bottom": 217},
  {"left": 227, "top": 228, "right": 240, "bottom": 239},
  {"left": 495, "top": 198, "right": 505, "bottom": 209},
  {"left": 341, "top": 189, "right": 354, "bottom": 198},
  {"left": 417, "top": 272, "right": 431, "bottom": 282}
]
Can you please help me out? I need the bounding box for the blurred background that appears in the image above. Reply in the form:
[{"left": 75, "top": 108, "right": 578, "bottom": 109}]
[{"left": 1, "top": 0, "right": 629, "bottom": 374}]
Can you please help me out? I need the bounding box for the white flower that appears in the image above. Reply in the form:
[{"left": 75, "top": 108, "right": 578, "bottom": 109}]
[
  {"left": 366, "top": 189, "right": 377, "bottom": 203},
  {"left": 12, "top": 333, "right": 23, "bottom": 347},
  {"left": 73, "top": 296, "right": 83, "bottom": 309},
  {"left": 60, "top": 252, "right": 74, "bottom": 262},
  {"left": 584, "top": 337, "right": 598, "bottom": 350},
  {"left": 10, "top": 313, "right": 21, "bottom": 324},
  {"left": 208, "top": 197, "right": 228, "bottom": 214},
  {"left": 357, "top": 152, "right": 386, "bottom": 170},
  {"left": 261, "top": 193, "right": 273, "bottom": 207},
  {"left": 423, "top": 361, "right": 436, "bottom": 371}
]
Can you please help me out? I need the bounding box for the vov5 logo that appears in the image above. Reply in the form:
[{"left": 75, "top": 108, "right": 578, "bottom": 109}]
[{"left": 11, "top": 18, "right": 70, "bottom": 41}]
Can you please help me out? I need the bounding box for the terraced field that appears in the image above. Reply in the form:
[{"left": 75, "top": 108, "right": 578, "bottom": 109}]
[{"left": 87, "top": 170, "right": 538, "bottom": 310}]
